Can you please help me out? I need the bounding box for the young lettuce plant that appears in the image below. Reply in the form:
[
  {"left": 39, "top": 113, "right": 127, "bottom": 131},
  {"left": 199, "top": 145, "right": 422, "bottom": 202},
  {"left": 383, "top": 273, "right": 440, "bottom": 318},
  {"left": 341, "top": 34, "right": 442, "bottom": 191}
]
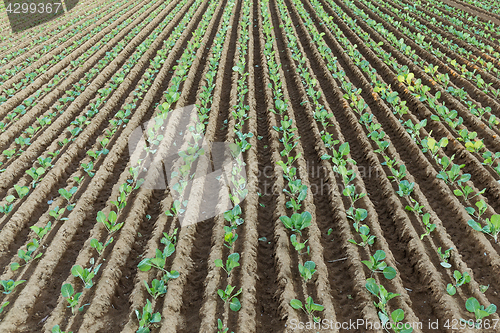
[
  {"left": 96, "top": 211, "right": 123, "bottom": 234},
  {"left": 461, "top": 297, "right": 496, "bottom": 328},
  {"left": 0, "top": 301, "right": 9, "bottom": 314},
  {"left": 90, "top": 237, "right": 113, "bottom": 256},
  {"left": 217, "top": 285, "right": 242, "bottom": 311},
  {"left": 49, "top": 206, "right": 66, "bottom": 220},
  {"left": 14, "top": 184, "right": 29, "bottom": 199},
  {"left": 0, "top": 279, "right": 25, "bottom": 294},
  {"left": 290, "top": 234, "right": 308, "bottom": 254},
  {"left": 362, "top": 250, "right": 397, "bottom": 280},
  {"left": 290, "top": 296, "right": 324, "bottom": 323},
  {"left": 217, "top": 318, "right": 233, "bottom": 333},
  {"left": 11, "top": 238, "right": 43, "bottom": 271},
  {"left": 215, "top": 253, "right": 240, "bottom": 276},
  {"left": 280, "top": 211, "right": 312, "bottom": 235},
  {"left": 71, "top": 259, "right": 101, "bottom": 289},
  {"left": 365, "top": 278, "right": 403, "bottom": 328},
  {"left": 135, "top": 299, "right": 161, "bottom": 333},
  {"left": 420, "top": 213, "right": 436, "bottom": 240},
  {"left": 446, "top": 270, "right": 471, "bottom": 296},
  {"left": 137, "top": 233, "right": 179, "bottom": 281},
  {"left": 144, "top": 279, "right": 168, "bottom": 299},
  {"left": 468, "top": 215, "right": 500, "bottom": 243},
  {"left": 26, "top": 167, "right": 45, "bottom": 188},
  {"left": 298, "top": 261, "right": 316, "bottom": 282},
  {"left": 59, "top": 186, "right": 78, "bottom": 210},
  {"left": 61, "top": 283, "right": 89, "bottom": 314},
  {"left": 437, "top": 247, "right": 453, "bottom": 268},
  {"left": 30, "top": 222, "right": 51, "bottom": 241},
  {"left": 52, "top": 325, "right": 72, "bottom": 333}
]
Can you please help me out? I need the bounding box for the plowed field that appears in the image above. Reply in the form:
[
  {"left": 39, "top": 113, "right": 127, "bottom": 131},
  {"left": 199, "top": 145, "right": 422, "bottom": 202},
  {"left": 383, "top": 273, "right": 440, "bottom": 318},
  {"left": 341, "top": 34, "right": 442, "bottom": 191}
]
[{"left": 1, "top": 0, "right": 500, "bottom": 332}]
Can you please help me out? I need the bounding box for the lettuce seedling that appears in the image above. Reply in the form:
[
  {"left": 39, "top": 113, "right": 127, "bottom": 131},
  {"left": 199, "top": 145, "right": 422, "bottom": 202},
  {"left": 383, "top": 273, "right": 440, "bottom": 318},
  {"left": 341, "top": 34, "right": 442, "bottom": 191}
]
[
  {"left": 419, "top": 213, "right": 436, "bottom": 240},
  {"left": 290, "top": 234, "right": 308, "bottom": 253},
  {"left": 468, "top": 215, "right": 500, "bottom": 242},
  {"left": 90, "top": 237, "right": 113, "bottom": 256},
  {"left": 49, "top": 206, "right": 66, "bottom": 220},
  {"left": 52, "top": 325, "right": 72, "bottom": 333},
  {"left": 0, "top": 279, "right": 25, "bottom": 294},
  {"left": 298, "top": 261, "right": 316, "bottom": 282},
  {"left": 362, "top": 250, "right": 396, "bottom": 280},
  {"left": 290, "top": 296, "right": 324, "bottom": 323},
  {"left": 14, "top": 184, "right": 29, "bottom": 199},
  {"left": 61, "top": 283, "right": 88, "bottom": 314},
  {"left": 365, "top": 278, "right": 400, "bottom": 316},
  {"left": 30, "top": 222, "right": 51, "bottom": 241},
  {"left": 437, "top": 247, "right": 453, "bottom": 268},
  {"left": 217, "top": 318, "right": 233, "bottom": 333},
  {"left": 446, "top": 270, "right": 471, "bottom": 296},
  {"left": 11, "top": 239, "right": 43, "bottom": 271},
  {"left": 0, "top": 301, "right": 9, "bottom": 314},
  {"left": 218, "top": 285, "right": 242, "bottom": 311},
  {"left": 461, "top": 297, "right": 496, "bottom": 328},
  {"left": 26, "top": 167, "right": 45, "bottom": 187},
  {"left": 71, "top": 262, "right": 101, "bottom": 289},
  {"left": 215, "top": 253, "right": 240, "bottom": 276},
  {"left": 144, "top": 279, "right": 167, "bottom": 299},
  {"left": 135, "top": 299, "right": 161, "bottom": 333},
  {"left": 223, "top": 227, "right": 238, "bottom": 249},
  {"left": 96, "top": 211, "right": 123, "bottom": 234},
  {"left": 388, "top": 309, "right": 413, "bottom": 333},
  {"left": 280, "top": 211, "right": 312, "bottom": 235}
]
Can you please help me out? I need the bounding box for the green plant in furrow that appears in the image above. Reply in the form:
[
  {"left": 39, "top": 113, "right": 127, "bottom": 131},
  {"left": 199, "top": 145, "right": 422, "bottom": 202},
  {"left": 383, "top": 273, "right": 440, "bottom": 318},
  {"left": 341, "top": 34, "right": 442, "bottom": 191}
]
[
  {"left": 61, "top": 283, "right": 89, "bottom": 314},
  {"left": 135, "top": 299, "right": 161, "bottom": 333},
  {"left": 215, "top": 253, "right": 240, "bottom": 277},
  {"left": 51, "top": 324, "right": 72, "bottom": 333},
  {"left": 290, "top": 297, "right": 325, "bottom": 324},
  {"left": 446, "top": 270, "right": 471, "bottom": 296},
  {"left": 362, "top": 250, "right": 397, "bottom": 280},
  {"left": 10, "top": 237, "right": 43, "bottom": 271},
  {"left": 461, "top": 297, "right": 497, "bottom": 328},
  {"left": 217, "top": 318, "right": 234, "bottom": 333},
  {"left": 0, "top": 279, "right": 25, "bottom": 294},
  {"left": 90, "top": 237, "right": 113, "bottom": 256},
  {"left": 138, "top": 228, "right": 179, "bottom": 281},
  {"left": 365, "top": 278, "right": 413, "bottom": 332},
  {"left": 217, "top": 284, "right": 242, "bottom": 312},
  {"left": 71, "top": 258, "right": 101, "bottom": 289}
]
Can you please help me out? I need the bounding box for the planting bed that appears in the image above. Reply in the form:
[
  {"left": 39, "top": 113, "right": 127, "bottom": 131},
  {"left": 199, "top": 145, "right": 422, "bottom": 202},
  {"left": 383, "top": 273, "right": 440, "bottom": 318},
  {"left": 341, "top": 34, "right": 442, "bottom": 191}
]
[{"left": 1, "top": 0, "right": 500, "bottom": 332}]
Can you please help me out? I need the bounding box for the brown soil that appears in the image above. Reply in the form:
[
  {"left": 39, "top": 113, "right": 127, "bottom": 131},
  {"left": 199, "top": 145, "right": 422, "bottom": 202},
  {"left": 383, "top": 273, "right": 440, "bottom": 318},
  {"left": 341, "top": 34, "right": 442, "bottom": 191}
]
[{"left": 1, "top": 0, "right": 500, "bottom": 332}]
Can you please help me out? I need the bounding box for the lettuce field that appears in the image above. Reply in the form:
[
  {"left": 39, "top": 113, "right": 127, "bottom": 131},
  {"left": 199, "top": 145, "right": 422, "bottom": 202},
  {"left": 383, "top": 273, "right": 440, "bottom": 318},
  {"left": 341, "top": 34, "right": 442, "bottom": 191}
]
[{"left": 1, "top": 0, "right": 500, "bottom": 331}]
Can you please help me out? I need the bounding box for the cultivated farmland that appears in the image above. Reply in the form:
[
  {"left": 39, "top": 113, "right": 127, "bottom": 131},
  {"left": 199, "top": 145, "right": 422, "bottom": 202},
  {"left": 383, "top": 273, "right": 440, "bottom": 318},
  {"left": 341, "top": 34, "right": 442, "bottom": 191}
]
[{"left": 1, "top": 0, "right": 500, "bottom": 332}]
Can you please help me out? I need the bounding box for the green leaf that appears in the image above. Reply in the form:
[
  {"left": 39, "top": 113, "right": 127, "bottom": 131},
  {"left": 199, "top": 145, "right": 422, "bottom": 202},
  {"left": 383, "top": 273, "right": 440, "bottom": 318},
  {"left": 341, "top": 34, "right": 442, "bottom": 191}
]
[
  {"left": 96, "top": 211, "right": 106, "bottom": 224},
  {"left": 61, "top": 283, "right": 74, "bottom": 298},
  {"left": 71, "top": 265, "right": 84, "bottom": 278},
  {"left": 290, "top": 299, "right": 303, "bottom": 309},
  {"left": 373, "top": 250, "right": 386, "bottom": 262},
  {"left": 446, "top": 283, "right": 456, "bottom": 296},
  {"left": 468, "top": 219, "right": 483, "bottom": 232},
  {"left": 383, "top": 267, "right": 397, "bottom": 280},
  {"left": 365, "top": 278, "right": 379, "bottom": 296},
  {"left": 391, "top": 308, "right": 405, "bottom": 322},
  {"left": 229, "top": 297, "right": 241, "bottom": 311},
  {"left": 137, "top": 259, "right": 152, "bottom": 272},
  {"left": 214, "top": 259, "right": 223, "bottom": 268},
  {"left": 465, "top": 297, "right": 480, "bottom": 313}
]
